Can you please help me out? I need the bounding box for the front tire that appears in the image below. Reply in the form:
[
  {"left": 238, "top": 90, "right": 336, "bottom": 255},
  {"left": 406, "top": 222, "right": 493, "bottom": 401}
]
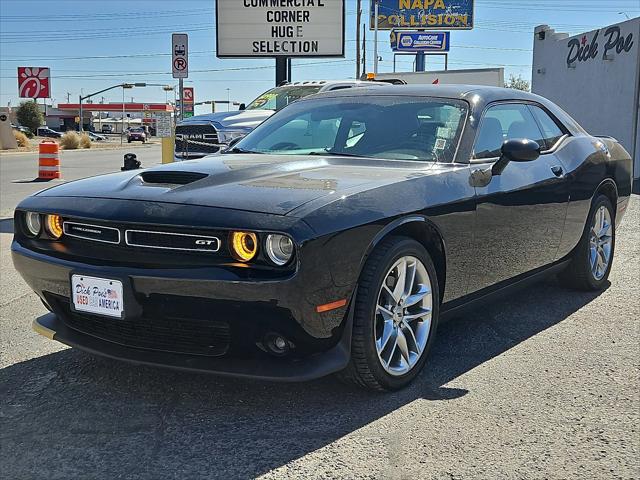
[
  {"left": 341, "top": 237, "right": 440, "bottom": 391},
  {"left": 559, "top": 194, "right": 615, "bottom": 291}
]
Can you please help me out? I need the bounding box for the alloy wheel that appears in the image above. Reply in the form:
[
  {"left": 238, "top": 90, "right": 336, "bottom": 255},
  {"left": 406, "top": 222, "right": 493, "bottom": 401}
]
[
  {"left": 589, "top": 205, "right": 613, "bottom": 281},
  {"left": 374, "top": 256, "right": 433, "bottom": 376}
]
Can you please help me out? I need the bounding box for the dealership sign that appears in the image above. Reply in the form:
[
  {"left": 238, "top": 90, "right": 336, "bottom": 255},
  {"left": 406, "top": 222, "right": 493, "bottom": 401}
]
[
  {"left": 216, "top": 0, "right": 345, "bottom": 58},
  {"left": 371, "top": 0, "right": 473, "bottom": 30},
  {"left": 391, "top": 31, "right": 450, "bottom": 52},
  {"left": 566, "top": 25, "right": 634, "bottom": 65},
  {"left": 17, "top": 67, "right": 51, "bottom": 99}
]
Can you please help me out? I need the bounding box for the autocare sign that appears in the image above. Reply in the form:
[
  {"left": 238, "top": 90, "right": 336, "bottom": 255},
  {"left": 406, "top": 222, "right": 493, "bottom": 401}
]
[
  {"left": 17, "top": 67, "right": 51, "bottom": 98},
  {"left": 391, "top": 31, "right": 450, "bottom": 52},
  {"left": 371, "top": 0, "right": 474, "bottom": 30},
  {"left": 172, "top": 33, "right": 188, "bottom": 78},
  {"left": 216, "top": 0, "right": 345, "bottom": 58}
]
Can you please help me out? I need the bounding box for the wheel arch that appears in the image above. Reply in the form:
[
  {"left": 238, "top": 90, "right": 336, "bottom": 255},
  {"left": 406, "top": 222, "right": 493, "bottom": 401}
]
[
  {"left": 594, "top": 177, "right": 618, "bottom": 214},
  {"left": 362, "top": 216, "right": 447, "bottom": 302}
]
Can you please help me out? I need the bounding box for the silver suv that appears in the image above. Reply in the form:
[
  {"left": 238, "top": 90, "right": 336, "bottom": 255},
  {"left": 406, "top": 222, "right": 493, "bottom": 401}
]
[{"left": 174, "top": 80, "right": 384, "bottom": 161}]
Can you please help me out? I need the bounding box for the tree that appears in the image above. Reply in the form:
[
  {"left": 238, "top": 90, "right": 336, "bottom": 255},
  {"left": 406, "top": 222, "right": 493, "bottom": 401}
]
[
  {"left": 505, "top": 74, "right": 531, "bottom": 92},
  {"left": 16, "top": 100, "right": 43, "bottom": 133}
]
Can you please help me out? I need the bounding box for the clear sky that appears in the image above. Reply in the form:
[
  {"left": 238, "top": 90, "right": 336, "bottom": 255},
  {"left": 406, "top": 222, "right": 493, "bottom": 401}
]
[{"left": 1, "top": 0, "right": 638, "bottom": 116}]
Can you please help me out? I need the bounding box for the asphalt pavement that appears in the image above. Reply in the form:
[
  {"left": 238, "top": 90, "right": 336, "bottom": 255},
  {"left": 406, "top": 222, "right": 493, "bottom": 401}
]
[{"left": 0, "top": 149, "right": 638, "bottom": 479}]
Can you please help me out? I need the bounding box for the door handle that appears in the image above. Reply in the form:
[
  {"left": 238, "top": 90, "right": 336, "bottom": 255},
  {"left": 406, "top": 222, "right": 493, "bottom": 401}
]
[{"left": 551, "top": 165, "right": 564, "bottom": 177}]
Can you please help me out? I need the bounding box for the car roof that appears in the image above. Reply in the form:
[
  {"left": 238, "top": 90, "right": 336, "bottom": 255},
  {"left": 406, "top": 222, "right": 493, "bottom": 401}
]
[
  {"left": 308, "top": 83, "right": 544, "bottom": 103},
  {"left": 276, "top": 80, "right": 381, "bottom": 91}
]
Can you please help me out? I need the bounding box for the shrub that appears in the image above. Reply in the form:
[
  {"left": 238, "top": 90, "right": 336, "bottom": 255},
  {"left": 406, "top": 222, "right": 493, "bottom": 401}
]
[
  {"left": 60, "top": 131, "right": 80, "bottom": 150},
  {"left": 13, "top": 130, "right": 29, "bottom": 147},
  {"left": 16, "top": 100, "right": 43, "bottom": 133},
  {"left": 79, "top": 133, "right": 92, "bottom": 149}
]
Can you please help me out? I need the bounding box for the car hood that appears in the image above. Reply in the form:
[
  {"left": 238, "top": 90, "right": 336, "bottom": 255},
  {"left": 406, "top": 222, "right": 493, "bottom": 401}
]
[
  {"left": 178, "top": 110, "right": 274, "bottom": 130},
  {"left": 34, "top": 154, "right": 437, "bottom": 216}
]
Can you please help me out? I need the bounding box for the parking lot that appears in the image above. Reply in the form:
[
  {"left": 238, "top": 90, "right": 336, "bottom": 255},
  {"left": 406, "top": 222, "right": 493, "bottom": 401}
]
[{"left": 0, "top": 149, "right": 638, "bottom": 479}]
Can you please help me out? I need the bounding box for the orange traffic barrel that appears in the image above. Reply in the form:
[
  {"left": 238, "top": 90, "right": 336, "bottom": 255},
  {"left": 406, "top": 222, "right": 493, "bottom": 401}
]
[{"left": 38, "top": 141, "right": 61, "bottom": 180}]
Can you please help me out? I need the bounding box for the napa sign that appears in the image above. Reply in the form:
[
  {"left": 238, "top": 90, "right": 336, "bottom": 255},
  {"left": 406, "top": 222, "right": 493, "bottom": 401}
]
[
  {"left": 371, "top": 0, "right": 474, "bottom": 30},
  {"left": 391, "top": 31, "right": 450, "bottom": 52}
]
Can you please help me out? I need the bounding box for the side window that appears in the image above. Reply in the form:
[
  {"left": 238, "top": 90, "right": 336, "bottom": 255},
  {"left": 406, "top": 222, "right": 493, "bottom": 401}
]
[
  {"left": 473, "top": 104, "right": 544, "bottom": 159},
  {"left": 528, "top": 105, "right": 566, "bottom": 150},
  {"left": 327, "top": 85, "right": 353, "bottom": 91}
]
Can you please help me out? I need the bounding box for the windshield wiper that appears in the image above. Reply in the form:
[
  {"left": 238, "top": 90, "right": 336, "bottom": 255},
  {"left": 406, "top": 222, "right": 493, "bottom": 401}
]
[
  {"left": 225, "top": 147, "right": 264, "bottom": 154},
  {"left": 308, "top": 149, "right": 365, "bottom": 158}
]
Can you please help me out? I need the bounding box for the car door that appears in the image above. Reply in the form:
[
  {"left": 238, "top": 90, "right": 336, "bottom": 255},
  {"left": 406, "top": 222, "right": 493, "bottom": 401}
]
[{"left": 467, "top": 102, "right": 569, "bottom": 293}]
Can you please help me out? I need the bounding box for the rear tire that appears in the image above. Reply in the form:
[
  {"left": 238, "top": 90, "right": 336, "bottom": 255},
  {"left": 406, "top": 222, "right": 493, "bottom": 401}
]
[
  {"left": 340, "top": 236, "right": 440, "bottom": 391},
  {"left": 559, "top": 195, "right": 615, "bottom": 291}
]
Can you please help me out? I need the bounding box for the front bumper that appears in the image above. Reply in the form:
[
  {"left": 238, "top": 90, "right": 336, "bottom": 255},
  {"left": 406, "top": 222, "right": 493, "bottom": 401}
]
[
  {"left": 12, "top": 241, "right": 354, "bottom": 381},
  {"left": 31, "top": 313, "right": 351, "bottom": 381}
]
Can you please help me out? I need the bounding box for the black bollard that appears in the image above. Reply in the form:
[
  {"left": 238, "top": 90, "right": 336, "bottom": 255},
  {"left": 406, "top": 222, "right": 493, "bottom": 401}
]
[{"left": 121, "top": 153, "right": 141, "bottom": 171}]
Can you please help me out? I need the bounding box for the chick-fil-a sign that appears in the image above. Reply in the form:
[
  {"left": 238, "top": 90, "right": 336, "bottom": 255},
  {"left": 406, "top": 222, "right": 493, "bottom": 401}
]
[{"left": 17, "top": 67, "right": 51, "bottom": 99}]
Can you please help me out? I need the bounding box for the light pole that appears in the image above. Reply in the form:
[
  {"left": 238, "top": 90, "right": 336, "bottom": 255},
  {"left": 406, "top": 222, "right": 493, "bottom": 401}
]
[
  {"left": 226, "top": 88, "right": 231, "bottom": 111},
  {"left": 79, "top": 82, "right": 146, "bottom": 134}
]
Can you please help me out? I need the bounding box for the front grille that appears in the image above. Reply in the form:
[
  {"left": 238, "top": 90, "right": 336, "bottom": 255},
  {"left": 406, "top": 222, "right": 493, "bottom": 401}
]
[
  {"left": 125, "top": 229, "right": 221, "bottom": 252},
  {"left": 63, "top": 221, "right": 121, "bottom": 244},
  {"left": 54, "top": 297, "right": 231, "bottom": 357},
  {"left": 175, "top": 123, "right": 222, "bottom": 158}
]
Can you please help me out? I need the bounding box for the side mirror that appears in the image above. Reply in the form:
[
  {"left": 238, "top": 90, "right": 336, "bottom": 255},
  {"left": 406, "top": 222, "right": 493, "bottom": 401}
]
[
  {"left": 492, "top": 138, "right": 541, "bottom": 175},
  {"left": 226, "top": 136, "right": 243, "bottom": 149},
  {"left": 238, "top": 103, "right": 246, "bottom": 111}
]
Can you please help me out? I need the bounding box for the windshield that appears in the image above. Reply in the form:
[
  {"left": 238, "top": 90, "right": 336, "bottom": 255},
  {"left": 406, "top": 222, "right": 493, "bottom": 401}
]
[
  {"left": 130, "top": 128, "right": 143, "bottom": 133},
  {"left": 245, "top": 85, "right": 323, "bottom": 111},
  {"left": 234, "top": 96, "right": 468, "bottom": 162}
]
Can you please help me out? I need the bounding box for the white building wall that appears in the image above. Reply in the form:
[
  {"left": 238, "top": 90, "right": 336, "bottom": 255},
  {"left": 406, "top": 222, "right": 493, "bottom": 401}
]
[{"left": 532, "top": 18, "right": 640, "bottom": 183}]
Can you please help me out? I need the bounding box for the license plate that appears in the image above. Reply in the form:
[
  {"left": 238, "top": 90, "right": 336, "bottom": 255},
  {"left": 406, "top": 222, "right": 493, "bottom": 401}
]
[{"left": 71, "top": 275, "right": 124, "bottom": 318}]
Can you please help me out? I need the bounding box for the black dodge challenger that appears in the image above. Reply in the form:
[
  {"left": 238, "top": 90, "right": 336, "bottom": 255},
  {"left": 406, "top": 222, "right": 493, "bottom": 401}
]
[{"left": 13, "top": 85, "right": 632, "bottom": 391}]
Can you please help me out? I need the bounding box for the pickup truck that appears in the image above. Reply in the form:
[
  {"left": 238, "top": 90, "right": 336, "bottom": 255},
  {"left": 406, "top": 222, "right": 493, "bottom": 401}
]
[{"left": 174, "top": 80, "right": 384, "bottom": 161}]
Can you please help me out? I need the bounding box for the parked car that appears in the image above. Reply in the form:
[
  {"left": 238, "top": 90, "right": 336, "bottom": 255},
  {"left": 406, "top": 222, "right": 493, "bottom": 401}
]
[
  {"left": 12, "top": 124, "right": 32, "bottom": 136},
  {"left": 86, "top": 131, "right": 107, "bottom": 142},
  {"left": 127, "top": 127, "right": 146, "bottom": 143},
  {"left": 12, "top": 85, "right": 632, "bottom": 391},
  {"left": 174, "top": 80, "right": 387, "bottom": 161},
  {"left": 101, "top": 125, "right": 114, "bottom": 134},
  {"left": 36, "top": 127, "right": 63, "bottom": 138}
]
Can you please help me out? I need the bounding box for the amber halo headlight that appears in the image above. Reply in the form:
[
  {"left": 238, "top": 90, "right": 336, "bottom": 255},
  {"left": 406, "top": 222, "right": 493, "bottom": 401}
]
[
  {"left": 45, "top": 214, "right": 63, "bottom": 239},
  {"left": 265, "top": 234, "right": 294, "bottom": 266},
  {"left": 24, "top": 212, "right": 42, "bottom": 237},
  {"left": 230, "top": 231, "right": 258, "bottom": 262}
]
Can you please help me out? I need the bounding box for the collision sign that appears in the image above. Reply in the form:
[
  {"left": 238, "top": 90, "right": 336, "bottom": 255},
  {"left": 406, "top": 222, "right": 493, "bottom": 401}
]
[
  {"left": 216, "top": 0, "right": 345, "bottom": 58},
  {"left": 371, "top": 0, "right": 474, "bottom": 30}
]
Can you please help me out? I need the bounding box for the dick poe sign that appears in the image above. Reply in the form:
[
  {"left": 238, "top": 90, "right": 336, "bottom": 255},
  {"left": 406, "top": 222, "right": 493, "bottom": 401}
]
[{"left": 216, "top": 0, "right": 345, "bottom": 58}]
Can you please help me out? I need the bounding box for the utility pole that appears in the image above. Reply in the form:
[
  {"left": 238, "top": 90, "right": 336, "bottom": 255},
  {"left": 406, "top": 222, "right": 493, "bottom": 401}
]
[
  {"left": 373, "top": 0, "right": 379, "bottom": 74},
  {"left": 356, "top": 0, "right": 362, "bottom": 79},
  {"left": 362, "top": 24, "right": 367, "bottom": 75},
  {"left": 66, "top": 92, "right": 71, "bottom": 103}
]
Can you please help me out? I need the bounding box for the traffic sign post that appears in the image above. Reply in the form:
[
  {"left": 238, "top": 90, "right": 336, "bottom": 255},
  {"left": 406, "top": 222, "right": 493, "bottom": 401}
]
[
  {"left": 172, "top": 34, "right": 188, "bottom": 79},
  {"left": 172, "top": 33, "right": 188, "bottom": 121}
]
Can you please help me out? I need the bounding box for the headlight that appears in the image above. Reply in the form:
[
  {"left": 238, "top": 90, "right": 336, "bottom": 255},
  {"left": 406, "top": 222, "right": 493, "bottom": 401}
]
[
  {"left": 24, "top": 212, "right": 41, "bottom": 237},
  {"left": 265, "top": 234, "right": 294, "bottom": 266},
  {"left": 230, "top": 231, "right": 258, "bottom": 262},
  {"left": 45, "top": 214, "right": 63, "bottom": 239},
  {"left": 218, "top": 130, "right": 246, "bottom": 143}
]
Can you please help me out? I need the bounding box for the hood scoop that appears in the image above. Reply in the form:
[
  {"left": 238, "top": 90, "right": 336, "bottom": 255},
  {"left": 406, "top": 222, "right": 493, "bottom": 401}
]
[{"left": 141, "top": 171, "right": 208, "bottom": 185}]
